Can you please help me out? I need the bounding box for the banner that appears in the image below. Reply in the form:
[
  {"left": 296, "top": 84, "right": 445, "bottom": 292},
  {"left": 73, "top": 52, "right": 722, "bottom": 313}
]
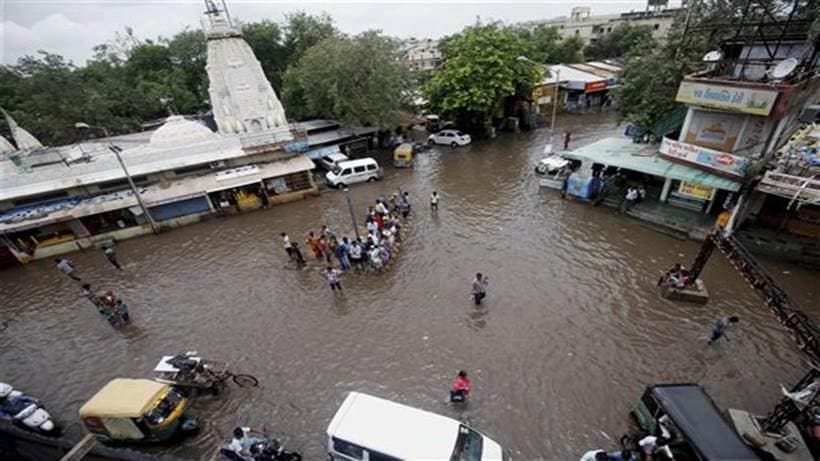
[
  {"left": 659, "top": 137, "right": 749, "bottom": 178},
  {"left": 678, "top": 181, "right": 716, "bottom": 201},
  {"left": 676, "top": 81, "right": 778, "bottom": 116}
]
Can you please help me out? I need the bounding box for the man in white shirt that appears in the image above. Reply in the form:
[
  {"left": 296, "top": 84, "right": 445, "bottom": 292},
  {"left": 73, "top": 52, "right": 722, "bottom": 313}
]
[{"left": 55, "top": 258, "right": 81, "bottom": 281}]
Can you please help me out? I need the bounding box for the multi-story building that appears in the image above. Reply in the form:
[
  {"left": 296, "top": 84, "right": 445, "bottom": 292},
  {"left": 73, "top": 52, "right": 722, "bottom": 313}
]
[
  {"left": 400, "top": 38, "right": 442, "bottom": 72},
  {"left": 525, "top": 3, "right": 683, "bottom": 46},
  {"left": 560, "top": 5, "right": 818, "bottom": 242}
]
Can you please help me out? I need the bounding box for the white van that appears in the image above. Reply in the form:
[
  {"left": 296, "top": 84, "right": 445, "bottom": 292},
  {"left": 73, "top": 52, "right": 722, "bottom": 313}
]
[
  {"left": 327, "top": 392, "right": 505, "bottom": 461},
  {"left": 325, "top": 158, "right": 383, "bottom": 188}
]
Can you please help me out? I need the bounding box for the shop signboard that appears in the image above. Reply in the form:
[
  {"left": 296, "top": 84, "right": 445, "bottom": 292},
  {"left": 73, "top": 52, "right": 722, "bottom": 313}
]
[
  {"left": 676, "top": 81, "right": 778, "bottom": 116},
  {"left": 584, "top": 81, "right": 608, "bottom": 93},
  {"left": 678, "top": 181, "right": 716, "bottom": 201},
  {"left": 660, "top": 137, "right": 749, "bottom": 178}
]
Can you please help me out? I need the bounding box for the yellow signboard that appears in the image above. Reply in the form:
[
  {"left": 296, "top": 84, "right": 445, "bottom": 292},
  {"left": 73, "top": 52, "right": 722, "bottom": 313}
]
[
  {"left": 678, "top": 181, "right": 716, "bottom": 201},
  {"left": 676, "top": 81, "right": 778, "bottom": 116}
]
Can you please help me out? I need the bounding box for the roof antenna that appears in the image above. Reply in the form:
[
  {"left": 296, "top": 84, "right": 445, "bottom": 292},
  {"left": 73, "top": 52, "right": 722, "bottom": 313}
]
[{"left": 221, "top": 0, "right": 233, "bottom": 27}]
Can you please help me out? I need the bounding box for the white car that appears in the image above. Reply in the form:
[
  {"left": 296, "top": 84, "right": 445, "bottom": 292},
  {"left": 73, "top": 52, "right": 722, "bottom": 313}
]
[
  {"left": 325, "top": 158, "right": 383, "bottom": 188},
  {"left": 319, "top": 153, "right": 350, "bottom": 171},
  {"left": 428, "top": 129, "right": 472, "bottom": 147},
  {"left": 327, "top": 391, "right": 504, "bottom": 461}
]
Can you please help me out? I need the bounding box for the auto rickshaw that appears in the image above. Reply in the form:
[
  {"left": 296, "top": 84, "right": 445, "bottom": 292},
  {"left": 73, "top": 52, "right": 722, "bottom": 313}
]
[
  {"left": 628, "top": 383, "right": 759, "bottom": 460},
  {"left": 393, "top": 143, "right": 414, "bottom": 168},
  {"left": 79, "top": 378, "right": 198, "bottom": 444}
]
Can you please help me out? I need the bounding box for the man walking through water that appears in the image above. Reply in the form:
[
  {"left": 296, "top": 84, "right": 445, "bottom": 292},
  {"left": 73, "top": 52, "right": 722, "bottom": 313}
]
[
  {"left": 471, "top": 273, "right": 488, "bottom": 305},
  {"left": 55, "top": 258, "right": 80, "bottom": 281},
  {"left": 103, "top": 245, "right": 122, "bottom": 270},
  {"left": 708, "top": 316, "right": 739, "bottom": 344}
]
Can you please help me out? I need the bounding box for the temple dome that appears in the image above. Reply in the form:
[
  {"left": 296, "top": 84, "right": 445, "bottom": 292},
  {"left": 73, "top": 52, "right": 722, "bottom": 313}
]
[{"left": 149, "top": 115, "right": 218, "bottom": 149}]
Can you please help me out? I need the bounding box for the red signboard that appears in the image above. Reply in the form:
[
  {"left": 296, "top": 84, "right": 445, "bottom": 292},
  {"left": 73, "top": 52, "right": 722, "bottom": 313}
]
[{"left": 584, "top": 81, "right": 608, "bottom": 93}]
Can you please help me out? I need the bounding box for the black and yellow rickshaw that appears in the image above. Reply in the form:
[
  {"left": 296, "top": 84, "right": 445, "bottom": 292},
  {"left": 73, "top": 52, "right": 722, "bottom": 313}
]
[{"left": 79, "top": 378, "right": 198, "bottom": 444}]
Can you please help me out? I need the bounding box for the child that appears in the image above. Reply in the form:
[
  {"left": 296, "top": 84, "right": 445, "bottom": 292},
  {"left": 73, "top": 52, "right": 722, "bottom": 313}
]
[{"left": 323, "top": 267, "right": 342, "bottom": 291}]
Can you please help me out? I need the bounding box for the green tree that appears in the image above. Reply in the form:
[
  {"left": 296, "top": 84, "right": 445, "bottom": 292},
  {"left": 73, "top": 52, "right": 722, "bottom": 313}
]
[
  {"left": 520, "top": 25, "right": 584, "bottom": 64},
  {"left": 282, "top": 31, "right": 408, "bottom": 127},
  {"left": 422, "top": 24, "right": 542, "bottom": 128},
  {"left": 584, "top": 23, "right": 656, "bottom": 60},
  {"left": 283, "top": 12, "right": 337, "bottom": 66}
]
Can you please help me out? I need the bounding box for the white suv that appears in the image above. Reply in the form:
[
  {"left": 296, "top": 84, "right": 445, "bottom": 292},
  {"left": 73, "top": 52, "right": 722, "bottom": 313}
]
[{"left": 428, "top": 129, "right": 472, "bottom": 147}]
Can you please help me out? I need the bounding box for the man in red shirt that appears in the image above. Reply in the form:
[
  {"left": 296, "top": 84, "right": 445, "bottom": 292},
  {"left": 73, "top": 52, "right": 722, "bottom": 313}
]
[{"left": 450, "top": 370, "right": 471, "bottom": 403}]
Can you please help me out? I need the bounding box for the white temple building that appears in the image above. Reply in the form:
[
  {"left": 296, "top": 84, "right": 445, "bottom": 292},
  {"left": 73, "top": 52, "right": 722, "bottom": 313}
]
[{"left": 203, "top": 2, "right": 290, "bottom": 137}]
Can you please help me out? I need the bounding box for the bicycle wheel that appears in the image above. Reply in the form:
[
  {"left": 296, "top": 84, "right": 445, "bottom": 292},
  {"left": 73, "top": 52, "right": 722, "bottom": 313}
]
[{"left": 232, "top": 373, "right": 259, "bottom": 387}]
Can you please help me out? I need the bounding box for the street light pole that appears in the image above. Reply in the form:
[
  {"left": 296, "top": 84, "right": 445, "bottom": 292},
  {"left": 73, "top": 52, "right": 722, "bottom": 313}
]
[
  {"left": 75, "top": 122, "right": 159, "bottom": 234},
  {"left": 344, "top": 188, "right": 360, "bottom": 240}
]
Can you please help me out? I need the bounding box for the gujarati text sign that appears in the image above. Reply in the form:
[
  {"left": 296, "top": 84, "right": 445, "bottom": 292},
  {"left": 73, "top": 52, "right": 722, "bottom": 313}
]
[
  {"left": 659, "top": 137, "right": 749, "bottom": 178},
  {"left": 678, "top": 181, "right": 716, "bottom": 201},
  {"left": 676, "top": 81, "right": 778, "bottom": 116}
]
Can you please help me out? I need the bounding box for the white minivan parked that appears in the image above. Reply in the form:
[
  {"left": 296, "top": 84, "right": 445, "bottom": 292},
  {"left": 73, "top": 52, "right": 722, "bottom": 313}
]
[
  {"left": 327, "top": 392, "right": 505, "bottom": 461},
  {"left": 325, "top": 158, "right": 383, "bottom": 188}
]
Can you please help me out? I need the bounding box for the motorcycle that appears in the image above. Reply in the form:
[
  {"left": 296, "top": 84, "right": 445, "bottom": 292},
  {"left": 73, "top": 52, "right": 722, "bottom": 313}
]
[
  {"left": 0, "top": 383, "right": 60, "bottom": 436},
  {"left": 221, "top": 437, "right": 302, "bottom": 461}
]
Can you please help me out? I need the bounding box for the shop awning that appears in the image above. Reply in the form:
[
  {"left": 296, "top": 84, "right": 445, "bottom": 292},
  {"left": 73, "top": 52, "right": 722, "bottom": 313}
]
[{"left": 564, "top": 137, "right": 742, "bottom": 192}]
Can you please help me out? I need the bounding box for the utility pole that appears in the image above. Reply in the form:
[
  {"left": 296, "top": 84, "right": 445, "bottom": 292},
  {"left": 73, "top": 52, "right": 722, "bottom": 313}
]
[
  {"left": 75, "top": 122, "right": 160, "bottom": 234},
  {"left": 344, "top": 188, "right": 360, "bottom": 240}
]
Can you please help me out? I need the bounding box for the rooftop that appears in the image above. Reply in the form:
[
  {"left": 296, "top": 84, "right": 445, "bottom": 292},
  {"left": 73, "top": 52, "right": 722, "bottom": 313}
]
[{"left": 563, "top": 137, "right": 742, "bottom": 191}]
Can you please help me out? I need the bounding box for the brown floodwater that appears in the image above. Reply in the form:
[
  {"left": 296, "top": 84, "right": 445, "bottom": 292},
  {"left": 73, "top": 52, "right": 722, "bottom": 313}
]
[{"left": 1, "top": 112, "right": 818, "bottom": 460}]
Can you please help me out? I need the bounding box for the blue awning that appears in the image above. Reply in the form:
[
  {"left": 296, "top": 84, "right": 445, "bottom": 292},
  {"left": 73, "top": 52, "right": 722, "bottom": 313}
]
[{"left": 563, "top": 137, "right": 742, "bottom": 192}]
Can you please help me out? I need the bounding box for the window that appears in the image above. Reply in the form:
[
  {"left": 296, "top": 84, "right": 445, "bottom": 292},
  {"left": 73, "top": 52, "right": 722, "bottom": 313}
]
[
  {"left": 575, "top": 29, "right": 579, "bottom": 35},
  {"left": 354, "top": 165, "right": 366, "bottom": 173},
  {"left": 341, "top": 168, "right": 352, "bottom": 176},
  {"left": 332, "top": 438, "right": 363, "bottom": 459},
  {"left": 173, "top": 164, "right": 212, "bottom": 176},
  {"left": 450, "top": 425, "right": 483, "bottom": 461},
  {"left": 366, "top": 164, "right": 377, "bottom": 171},
  {"left": 368, "top": 450, "right": 401, "bottom": 461},
  {"left": 654, "top": 23, "right": 660, "bottom": 30},
  {"left": 607, "top": 27, "right": 612, "bottom": 32}
]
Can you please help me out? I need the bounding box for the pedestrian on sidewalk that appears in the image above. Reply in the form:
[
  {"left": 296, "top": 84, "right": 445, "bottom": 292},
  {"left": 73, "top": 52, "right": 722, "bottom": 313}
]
[
  {"left": 431, "top": 191, "right": 439, "bottom": 213},
  {"left": 55, "top": 258, "right": 81, "bottom": 281},
  {"left": 471, "top": 273, "right": 488, "bottom": 305},
  {"left": 323, "top": 266, "right": 342, "bottom": 291},
  {"left": 708, "top": 316, "right": 739, "bottom": 344},
  {"left": 563, "top": 131, "right": 572, "bottom": 150},
  {"left": 620, "top": 186, "right": 639, "bottom": 212},
  {"left": 103, "top": 245, "right": 122, "bottom": 270},
  {"left": 281, "top": 232, "right": 293, "bottom": 259}
]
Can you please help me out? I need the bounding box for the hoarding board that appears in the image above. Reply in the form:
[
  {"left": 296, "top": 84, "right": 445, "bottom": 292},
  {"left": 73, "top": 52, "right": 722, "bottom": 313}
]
[
  {"left": 676, "top": 81, "right": 778, "bottom": 116},
  {"left": 659, "top": 137, "right": 749, "bottom": 178},
  {"left": 678, "top": 181, "right": 716, "bottom": 201}
]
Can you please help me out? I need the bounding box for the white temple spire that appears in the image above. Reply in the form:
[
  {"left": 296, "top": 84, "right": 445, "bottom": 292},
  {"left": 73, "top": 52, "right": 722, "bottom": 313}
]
[
  {"left": 1, "top": 108, "right": 44, "bottom": 150},
  {"left": 203, "top": 1, "right": 289, "bottom": 136},
  {"left": 0, "top": 135, "right": 15, "bottom": 154}
]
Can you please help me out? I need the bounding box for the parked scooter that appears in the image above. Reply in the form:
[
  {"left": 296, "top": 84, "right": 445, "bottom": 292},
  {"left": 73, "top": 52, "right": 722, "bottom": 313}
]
[{"left": 0, "top": 383, "right": 60, "bottom": 436}]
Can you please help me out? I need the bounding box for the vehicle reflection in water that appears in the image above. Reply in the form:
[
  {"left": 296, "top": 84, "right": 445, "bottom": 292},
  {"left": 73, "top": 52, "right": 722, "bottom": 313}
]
[{"left": 1, "top": 113, "right": 818, "bottom": 459}]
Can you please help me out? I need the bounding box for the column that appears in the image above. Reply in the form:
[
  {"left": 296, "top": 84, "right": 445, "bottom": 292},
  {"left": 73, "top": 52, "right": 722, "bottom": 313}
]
[{"left": 660, "top": 177, "right": 673, "bottom": 203}]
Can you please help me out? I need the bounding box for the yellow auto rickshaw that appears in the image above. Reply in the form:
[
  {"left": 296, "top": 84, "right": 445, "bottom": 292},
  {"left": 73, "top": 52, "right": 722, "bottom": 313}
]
[
  {"left": 393, "top": 143, "right": 414, "bottom": 168},
  {"left": 79, "top": 378, "right": 198, "bottom": 444}
]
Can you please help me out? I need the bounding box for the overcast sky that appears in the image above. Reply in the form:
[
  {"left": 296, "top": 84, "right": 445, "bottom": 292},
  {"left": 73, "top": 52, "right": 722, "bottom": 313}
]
[{"left": 2, "top": 0, "right": 681, "bottom": 66}]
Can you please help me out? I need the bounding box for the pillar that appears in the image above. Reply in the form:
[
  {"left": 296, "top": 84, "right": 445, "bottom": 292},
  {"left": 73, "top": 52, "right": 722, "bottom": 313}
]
[{"left": 660, "top": 177, "right": 673, "bottom": 203}]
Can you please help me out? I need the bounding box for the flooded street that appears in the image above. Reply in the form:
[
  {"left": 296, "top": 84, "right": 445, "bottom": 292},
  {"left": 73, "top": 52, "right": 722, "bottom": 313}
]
[{"left": 1, "top": 113, "right": 818, "bottom": 459}]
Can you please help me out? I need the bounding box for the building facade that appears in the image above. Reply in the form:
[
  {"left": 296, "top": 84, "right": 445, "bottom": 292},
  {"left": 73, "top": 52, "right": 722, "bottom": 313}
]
[
  {"left": 525, "top": 4, "right": 682, "bottom": 46},
  {"left": 400, "top": 38, "right": 442, "bottom": 72}
]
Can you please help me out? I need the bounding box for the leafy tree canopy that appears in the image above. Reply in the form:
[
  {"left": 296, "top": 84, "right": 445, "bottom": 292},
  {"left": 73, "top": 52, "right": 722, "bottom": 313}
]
[
  {"left": 584, "top": 23, "right": 656, "bottom": 60},
  {"left": 282, "top": 31, "right": 409, "bottom": 127},
  {"left": 422, "top": 23, "right": 542, "bottom": 126},
  {"left": 514, "top": 25, "right": 584, "bottom": 64}
]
